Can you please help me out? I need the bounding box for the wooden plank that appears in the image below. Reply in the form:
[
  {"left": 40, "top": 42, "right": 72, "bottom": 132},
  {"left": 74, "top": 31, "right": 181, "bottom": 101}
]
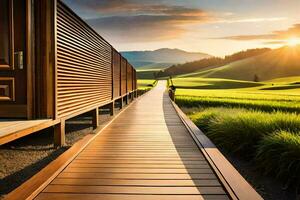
[
  {"left": 35, "top": 194, "right": 230, "bottom": 200},
  {"left": 68, "top": 163, "right": 210, "bottom": 169},
  {"left": 72, "top": 160, "right": 207, "bottom": 164},
  {"left": 42, "top": 185, "right": 226, "bottom": 195},
  {"left": 0, "top": 119, "right": 51, "bottom": 137},
  {"left": 75, "top": 156, "right": 207, "bottom": 160},
  {"left": 75, "top": 157, "right": 207, "bottom": 161},
  {"left": 63, "top": 167, "right": 213, "bottom": 174},
  {"left": 51, "top": 179, "right": 221, "bottom": 186},
  {"left": 0, "top": 119, "right": 56, "bottom": 145},
  {"left": 57, "top": 172, "right": 217, "bottom": 180},
  {"left": 78, "top": 152, "right": 205, "bottom": 156}
]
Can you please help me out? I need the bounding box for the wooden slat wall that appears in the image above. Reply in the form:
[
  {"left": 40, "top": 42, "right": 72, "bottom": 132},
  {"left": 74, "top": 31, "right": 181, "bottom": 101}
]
[
  {"left": 135, "top": 69, "right": 137, "bottom": 90},
  {"left": 121, "top": 57, "right": 127, "bottom": 95},
  {"left": 112, "top": 49, "right": 121, "bottom": 99},
  {"left": 127, "top": 63, "right": 133, "bottom": 92},
  {"left": 56, "top": 1, "right": 112, "bottom": 118},
  {"left": 133, "top": 69, "right": 137, "bottom": 90}
]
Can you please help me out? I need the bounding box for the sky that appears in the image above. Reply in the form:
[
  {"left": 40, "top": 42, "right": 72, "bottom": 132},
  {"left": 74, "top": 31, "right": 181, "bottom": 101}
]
[{"left": 63, "top": 0, "right": 300, "bottom": 56}]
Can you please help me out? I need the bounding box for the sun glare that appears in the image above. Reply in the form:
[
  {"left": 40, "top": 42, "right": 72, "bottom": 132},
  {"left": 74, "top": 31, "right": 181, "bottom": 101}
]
[{"left": 287, "top": 38, "right": 300, "bottom": 46}]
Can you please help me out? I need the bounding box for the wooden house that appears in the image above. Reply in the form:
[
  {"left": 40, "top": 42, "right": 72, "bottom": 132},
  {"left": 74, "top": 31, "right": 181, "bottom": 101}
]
[{"left": 0, "top": 0, "right": 137, "bottom": 146}]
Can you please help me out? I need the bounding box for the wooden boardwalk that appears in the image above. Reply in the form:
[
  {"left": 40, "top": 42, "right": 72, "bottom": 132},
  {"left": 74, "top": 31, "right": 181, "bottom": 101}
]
[
  {"left": 6, "top": 80, "right": 261, "bottom": 200},
  {"left": 34, "top": 81, "right": 229, "bottom": 200}
]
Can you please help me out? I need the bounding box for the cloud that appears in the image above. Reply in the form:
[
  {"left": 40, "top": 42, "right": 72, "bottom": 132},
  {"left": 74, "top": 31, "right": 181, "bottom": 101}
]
[
  {"left": 217, "top": 24, "right": 300, "bottom": 41},
  {"left": 65, "top": 0, "right": 207, "bottom": 17},
  {"left": 219, "top": 34, "right": 276, "bottom": 41},
  {"left": 273, "top": 24, "right": 300, "bottom": 38},
  {"left": 63, "top": 0, "right": 212, "bottom": 42},
  {"left": 66, "top": 0, "right": 290, "bottom": 44},
  {"left": 263, "top": 40, "right": 286, "bottom": 45},
  {"left": 215, "top": 17, "right": 287, "bottom": 24},
  {"left": 87, "top": 14, "right": 204, "bottom": 42}
]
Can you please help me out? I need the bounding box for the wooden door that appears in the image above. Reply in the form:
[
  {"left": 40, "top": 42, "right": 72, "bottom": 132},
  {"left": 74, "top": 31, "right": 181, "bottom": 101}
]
[{"left": 0, "top": 0, "right": 33, "bottom": 118}]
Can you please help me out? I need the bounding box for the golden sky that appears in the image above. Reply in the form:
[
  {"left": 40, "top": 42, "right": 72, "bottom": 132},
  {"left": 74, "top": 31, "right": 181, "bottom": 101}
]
[{"left": 64, "top": 0, "right": 300, "bottom": 56}]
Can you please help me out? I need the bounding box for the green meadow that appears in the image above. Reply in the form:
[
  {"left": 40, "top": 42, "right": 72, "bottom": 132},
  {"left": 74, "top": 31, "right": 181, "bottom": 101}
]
[
  {"left": 137, "top": 79, "right": 157, "bottom": 90},
  {"left": 174, "top": 77, "right": 300, "bottom": 112},
  {"left": 172, "top": 75, "right": 300, "bottom": 185}
]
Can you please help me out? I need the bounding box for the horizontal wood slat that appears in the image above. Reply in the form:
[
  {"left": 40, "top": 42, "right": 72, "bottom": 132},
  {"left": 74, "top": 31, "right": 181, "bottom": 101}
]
[
  {"left": 56, "top": 2, "right": 112, "bottom": 117},
  {"left": 121, "top": 57, "right": 127, "bottom": 95},
  {"left": 133, "top": 69, "right": 137, "bottom": 90},
  {"left": 127, "top": 63, "right": 133, "bottom": 92},
  {"left": 112, "top": 50, "right": 121, "bottom": 99}
]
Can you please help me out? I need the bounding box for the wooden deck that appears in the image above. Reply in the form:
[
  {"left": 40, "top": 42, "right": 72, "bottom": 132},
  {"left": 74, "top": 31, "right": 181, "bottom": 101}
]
[
  {"left": 5, "top": 81, "right": 262, "bottom": 200},
  {"left": 0, "top": 119, "right": 56, "bottom": 145}
]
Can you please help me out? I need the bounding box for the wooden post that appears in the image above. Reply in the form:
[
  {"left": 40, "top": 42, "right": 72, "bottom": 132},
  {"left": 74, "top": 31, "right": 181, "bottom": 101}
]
[
  {"left": 124, "top": 95, "right": 128, "bottom": 105},
  {"left": 169, "top": 89, "right": 175, "bottom": 101},
  {"left": 119, "top": 98, "right": 123, "bottom": 109},
  {"left": 133, "top": 91, "right": 136, "bottom": 99},
  {"left": 91, "top": 107, "right": 99, "bottom": 129},
  {"left": 54, "top": 120, "right": 65, "bottom": 147},
  {"left": 127, "top": 94, "right": 130, "bottom": 104},
  {"left": 129, "top": 92, "right": 134, "bottom": 101},
  {"left": 110, "top": 101, "right": 115, "bottom": 116}
]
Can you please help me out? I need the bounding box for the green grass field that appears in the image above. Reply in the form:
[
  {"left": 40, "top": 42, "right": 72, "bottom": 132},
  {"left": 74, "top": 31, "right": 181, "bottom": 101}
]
[
  {"left": 137, "top": 79, "right": 157, "bottom": 90},
  {"left": 173, "top": 75, "right": 300, "bottom": 185},
  {"left": 173, "top": 77, "right": 300, "bottom": 110}
]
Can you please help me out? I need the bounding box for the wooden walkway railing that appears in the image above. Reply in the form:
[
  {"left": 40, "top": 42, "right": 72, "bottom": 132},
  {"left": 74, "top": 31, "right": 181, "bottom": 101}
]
[{"left": 5, "top": 81, "right": 262, "bottom": 200}]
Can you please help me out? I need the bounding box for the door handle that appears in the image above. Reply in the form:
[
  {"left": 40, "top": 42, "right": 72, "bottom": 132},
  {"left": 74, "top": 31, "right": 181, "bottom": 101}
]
[{"left": 14, "top": 51, "right": 23, "bottom": 69}]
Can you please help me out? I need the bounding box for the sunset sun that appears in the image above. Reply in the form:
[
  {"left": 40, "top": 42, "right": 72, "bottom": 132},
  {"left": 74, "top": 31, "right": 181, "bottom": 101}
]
[{"left": 287, "top": 38, "right": 300, "bottom": 46}]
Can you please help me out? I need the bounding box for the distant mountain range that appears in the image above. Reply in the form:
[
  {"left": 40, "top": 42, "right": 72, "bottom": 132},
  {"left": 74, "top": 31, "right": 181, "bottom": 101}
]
[{"left": 121, "top": 48, "right": 212, "bottom": 69}]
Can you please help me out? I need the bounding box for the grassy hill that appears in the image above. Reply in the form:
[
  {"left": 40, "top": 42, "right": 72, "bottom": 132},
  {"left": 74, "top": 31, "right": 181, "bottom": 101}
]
[
  {"left": 164, "top": 48, "right": 270, "bottom": 76},
  {"left": 138, "top": 62, "right": 174, "bottom": 70},
  {"left": 198, "top": 45, "right": 300, "bottom": 81},
  {"left": 121, "top": 48, "right": 211, "bottom": 69}
]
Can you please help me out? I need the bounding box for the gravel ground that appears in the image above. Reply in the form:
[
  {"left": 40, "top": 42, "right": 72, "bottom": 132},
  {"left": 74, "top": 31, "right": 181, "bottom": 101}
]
[{"left": 0, "top": 101, "right": 125, "bottom": 198}]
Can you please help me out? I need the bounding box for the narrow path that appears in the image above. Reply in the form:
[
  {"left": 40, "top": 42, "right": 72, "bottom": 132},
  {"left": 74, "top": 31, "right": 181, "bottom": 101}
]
[{"left": 34, "top": 81, "right": 229, "bottom": 200}]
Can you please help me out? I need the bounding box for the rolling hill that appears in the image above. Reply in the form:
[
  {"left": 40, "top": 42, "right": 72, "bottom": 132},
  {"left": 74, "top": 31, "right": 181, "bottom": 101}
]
[
  {"left": 121, "top": 48, "right": 211, "bottom": 69},
  {"left": 164, "top": 48, "right": 270, "bottom": 76},
  {"left": 198, "top": 45, "right": 300, "bottom": 81}
]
